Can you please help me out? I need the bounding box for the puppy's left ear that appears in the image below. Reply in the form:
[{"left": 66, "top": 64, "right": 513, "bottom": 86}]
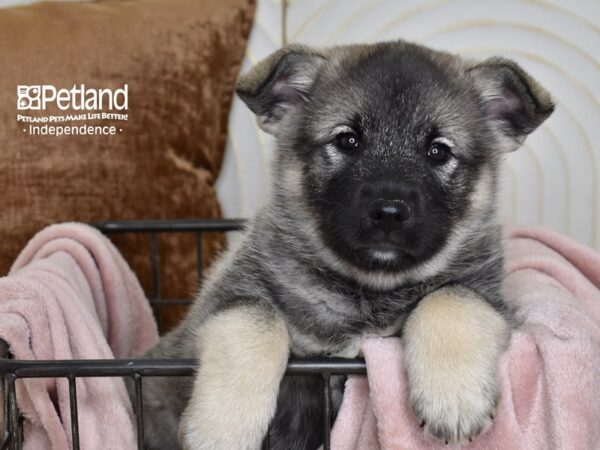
[
  {"left": 468, "top": 57, "right": 554, "bottom": 151},
  {"left": 236, "top": 44, "right": 326, "bottom": 135}
]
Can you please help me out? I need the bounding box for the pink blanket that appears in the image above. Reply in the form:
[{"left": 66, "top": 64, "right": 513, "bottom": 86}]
[
  {"left": 331, "top": 226, "right": 600, "bottom": 450},
  {"left": 0, "top": 223, "right": 159, "bottom": 450}
]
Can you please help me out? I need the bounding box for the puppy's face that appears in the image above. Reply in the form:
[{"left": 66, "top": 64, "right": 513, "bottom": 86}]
[
  {"left": 237, "top": 41, "right": 553, "bottom": 275},
  {"left": 293, "top": 47, "right": 488, "bottom": 272}
]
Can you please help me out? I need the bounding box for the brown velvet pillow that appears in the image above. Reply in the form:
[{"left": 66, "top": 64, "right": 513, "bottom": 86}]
[{"left": 0, "top": 0, "right": 255, "bottom": 331}]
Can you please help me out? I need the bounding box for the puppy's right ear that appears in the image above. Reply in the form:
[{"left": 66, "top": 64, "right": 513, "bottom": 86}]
[{"left": 236, "top": 44, "right": 326, "bottom": 135}]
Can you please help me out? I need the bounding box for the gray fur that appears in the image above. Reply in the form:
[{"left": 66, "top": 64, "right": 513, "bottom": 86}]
[{"left": 135, "top": 40, "right": 553, "bottom": 449}]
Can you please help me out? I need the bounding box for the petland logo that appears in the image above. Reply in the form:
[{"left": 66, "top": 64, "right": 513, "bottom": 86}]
[
  {"left": 17, "top": 84, "right": 128, "bottom": 111},
  {"left": 17, "top": 84, "right": 129, "bottom": 136}
]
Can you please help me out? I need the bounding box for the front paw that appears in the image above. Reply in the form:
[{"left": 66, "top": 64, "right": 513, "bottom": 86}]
[
  {"left": 403, "top": 287, "right": 509, "bottom": 444},
  {"left": 178, "top": 304, "right": 290, "bottom": 450},
  {"left": 408, "top": 365, "right": 498, "bottom": 443}
]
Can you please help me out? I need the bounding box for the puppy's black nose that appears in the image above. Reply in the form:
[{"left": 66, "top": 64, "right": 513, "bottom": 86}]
[{"left": 368, "top": 200, "right": 412, "bottom": 234}]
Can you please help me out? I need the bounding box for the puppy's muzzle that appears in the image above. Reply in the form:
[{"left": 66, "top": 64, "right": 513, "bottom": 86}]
[{"left": 360, "top": 181, "right": 420, "bottom": 239}]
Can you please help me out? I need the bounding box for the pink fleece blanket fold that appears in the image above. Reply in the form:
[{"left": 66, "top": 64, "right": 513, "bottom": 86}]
[
  {"left": 331, "top": 226, "right": 600, "bottom": 450},
  {"left": 0, "top": 223, "right": 159, "bottom": 450}
]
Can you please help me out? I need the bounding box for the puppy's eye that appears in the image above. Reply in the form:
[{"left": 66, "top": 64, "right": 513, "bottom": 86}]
[
  {"left": 335, "top": 132, "right": 360, "bottom": 151},
  {"left": 427, "top": 142, "right": 451, "bottom": 164}
]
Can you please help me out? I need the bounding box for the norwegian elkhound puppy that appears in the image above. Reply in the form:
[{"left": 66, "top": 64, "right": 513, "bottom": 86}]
[{"left": 137, "top": 40, "right": 553, "bottom": 449}]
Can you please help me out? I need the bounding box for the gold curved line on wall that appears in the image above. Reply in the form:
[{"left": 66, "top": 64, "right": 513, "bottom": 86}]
[
  {"left": 522, "top": 142, "right": 545, "bottom": 224},
  {"left": 252, "top": 17, "right": 282, "bottom": 51},
  {"left": 281, "top": 0, "right": 288, "bottom": 46},
  {"left": 544, "top": 126, "right": 571, "bottom": 233},
  {"left": 326, "top": 0, "right": 386, "bottom": 44},
  {"left": 335, "top": 0, "right": 599, "bottom": 46},
  {"left": 227, "top": 133, "right": 247, "bottom": 217},
  {"left": 524, "top": 0, "right": 600, "bottom": 35},
  {"left": 418, "top": 20, "right": 600, "bottom": 73},
  {"left": 246, "top": 48, "right": 259, "bottom": 66},
  {"left": 553, "top": 101, "right": 598, "bottom": 246},
  {"left": 290, "top": 0, "right": 337, "bottom": 42},
  {"left": 367, "top": 0, "right": 450, "bottom": 41}
]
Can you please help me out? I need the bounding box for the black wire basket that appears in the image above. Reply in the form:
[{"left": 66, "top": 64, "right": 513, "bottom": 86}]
[{"left": 0, "top": 219, "right": 366, "bottom": 450}]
